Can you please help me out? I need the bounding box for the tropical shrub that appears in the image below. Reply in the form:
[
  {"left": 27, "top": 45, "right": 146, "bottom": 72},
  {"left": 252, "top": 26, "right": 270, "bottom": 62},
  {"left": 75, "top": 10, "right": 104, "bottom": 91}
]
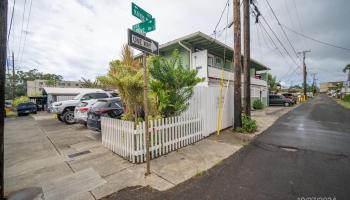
[
  {"left": 343, "top": 94, "right": 350, "bottom": 102},
  {"left": 234, "top": 115, "right": 257, "bottom": 133},
  {"left": 149, "top": 50, "right": 202, "bottom": 117},
  {"left": 13, "top": 96, "right": 30, "bottom": 108},
  {"left": 252, "top": 99, "right": 264, "bottom": 110},
  {"left": 97, "top": 44, "right": 158, "bottom": 121}
]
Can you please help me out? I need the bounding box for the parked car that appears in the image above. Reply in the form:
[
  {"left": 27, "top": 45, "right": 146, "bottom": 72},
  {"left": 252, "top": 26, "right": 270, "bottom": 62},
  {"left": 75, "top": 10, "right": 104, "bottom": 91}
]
[
  {"left": 74, "top": 99, "right": 99, "bottom": 126},
  {"left": 87, "top": 98, "right": 124, "bottom": 131},
  {"left": 50, "top": 91, "right": 117, "bottom": 124},
  {"left": 281, "top": 93, "right": 297, "bottom": 104},
  {"left": 16, "top": 102, "right": 37, "bottom": 116},
  {"left": 269, "top": 94, "right": 293, "bottom": 107}
]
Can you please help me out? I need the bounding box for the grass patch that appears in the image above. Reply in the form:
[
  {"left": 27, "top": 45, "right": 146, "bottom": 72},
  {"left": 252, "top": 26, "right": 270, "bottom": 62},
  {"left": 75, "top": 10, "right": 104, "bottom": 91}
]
[
  {"left": 337, "top": 100, "right": 350, "bottom": 109},
  {"left": 6, "top": 111, "right": 17, "bottom": 118},
  {"left": 234, "top": 115, "right": 257, "bottom": 134}
]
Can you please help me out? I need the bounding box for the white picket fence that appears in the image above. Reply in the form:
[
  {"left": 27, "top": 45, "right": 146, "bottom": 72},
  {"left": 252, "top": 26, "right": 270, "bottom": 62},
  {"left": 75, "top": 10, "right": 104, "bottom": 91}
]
[
  {"left": 183, "top": 85, "right": 234, "bottom": 136},
  {"left": 101, "top": 114, "right": 203, "bottom": 163}
]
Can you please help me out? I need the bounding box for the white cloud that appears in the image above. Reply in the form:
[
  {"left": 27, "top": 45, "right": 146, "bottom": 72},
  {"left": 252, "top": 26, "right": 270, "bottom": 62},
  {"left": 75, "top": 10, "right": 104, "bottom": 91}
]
[{"left": 7, "top": 0, "right": 350, "bottom": 85}]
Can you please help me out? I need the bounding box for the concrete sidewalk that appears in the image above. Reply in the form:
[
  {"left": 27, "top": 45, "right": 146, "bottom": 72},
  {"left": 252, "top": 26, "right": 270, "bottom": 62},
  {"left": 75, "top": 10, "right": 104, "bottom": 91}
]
[{"left": 5, "top": 106, "right": 295, "bottom": 199}]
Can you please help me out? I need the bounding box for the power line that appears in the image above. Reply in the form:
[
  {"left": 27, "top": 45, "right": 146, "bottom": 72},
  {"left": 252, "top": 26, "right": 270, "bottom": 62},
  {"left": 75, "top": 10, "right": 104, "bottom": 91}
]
[
  {"left": 264, "top": 0, "right": 299, "bottom": 57},
  {"left": 212, "top": 0, "right": 230, "bottom": 37},
  {"left": 17, "top": 0, "right": 27, "bottom": 58},
  {"left": 260, "top": 15, "right": 299, "bottom": 66},
  {"left": 19, "top": 0, "right": 33, "bottom": 63},
  {"left": 282, "top": 24, "right": 350, "bottom": 52},
  {"left": 251, "top": 5, "right": 301, "bottom": 82},
  {"left": 292, "top": 0, "right": 307, "bottom": 50},
  {"left": 6, "top": 0, "right": 16, "bottom": 74},
  {"left": 7, "top": 0, "right": 15, "bottom": 42},
  {"left": 252, "top": 7, "right": 294, "bottom": 80}
]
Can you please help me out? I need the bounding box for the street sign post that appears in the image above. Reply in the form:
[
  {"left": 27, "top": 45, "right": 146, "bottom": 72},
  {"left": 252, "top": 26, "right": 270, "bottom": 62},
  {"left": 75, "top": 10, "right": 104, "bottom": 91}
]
[
  {"left": 130, "top": 2, "right": 157, "bottom": 176},
  {"left": 132, "top": 18, "right": 155, "bottom": 33},
  {"left": 132, "top": 2, "right": 152, "bottom": 22},
  {"left": 128, "top": 29, "right": 158, "bottom": 55}
]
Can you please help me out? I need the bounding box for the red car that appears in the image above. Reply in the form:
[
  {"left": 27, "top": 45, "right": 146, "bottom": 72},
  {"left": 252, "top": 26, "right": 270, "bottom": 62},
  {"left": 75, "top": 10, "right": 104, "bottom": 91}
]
[{"left": 281, "top": 93, "right": 297, "bottom": 104}]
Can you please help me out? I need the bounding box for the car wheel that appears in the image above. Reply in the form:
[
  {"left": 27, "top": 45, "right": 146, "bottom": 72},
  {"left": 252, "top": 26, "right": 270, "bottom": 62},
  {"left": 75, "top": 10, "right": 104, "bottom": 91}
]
[
  {"left": 57, "top": 114, "right": 64, "bottom": 122},
  {"left": 63, "top": 110, "right": 75, "bottom": 124},
  {"left": 284, "top": 102, "right": 290, "bottom": 107}
]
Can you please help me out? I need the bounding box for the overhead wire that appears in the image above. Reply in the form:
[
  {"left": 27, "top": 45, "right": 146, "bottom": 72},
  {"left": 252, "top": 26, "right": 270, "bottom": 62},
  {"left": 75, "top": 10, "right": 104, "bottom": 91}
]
[
  {"left": 282, "top": 24, "right": 350, "bottom": 52},
  {"left": 6, "top": 0, "right": 16, "bottom": 74},
  {"left": 264, "top": 0, "right": 299, "bottom": 58},
  {"left": 19, "top": 0, "right": 33, "bottom": 64},
  {"left": 17, "top": 0, "right": 28, "bottom": 64},
  {"left": 292, "top": 0, "right": 307, "bottom": 50},
  {"left": 251, "top": 4, "right": 300, "bottom": 83},
  {"left": 212, "top": 0, "right": 230, "bottom": 37}
]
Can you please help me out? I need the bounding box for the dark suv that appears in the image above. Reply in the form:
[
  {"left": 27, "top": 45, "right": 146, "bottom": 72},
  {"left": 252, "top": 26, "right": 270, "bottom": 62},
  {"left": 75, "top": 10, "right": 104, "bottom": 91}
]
[
  {"left": 87, "top": 98, "right": 124, "bottom": 131},
  {"left": 16, "top": 102, "right": 37, "bottom": 116},
  {"left": 269, "top": 94, "right": 293, "bottom": 107},
  {"left": 281, "top": 93, "right": 297, "bottom": 104}
]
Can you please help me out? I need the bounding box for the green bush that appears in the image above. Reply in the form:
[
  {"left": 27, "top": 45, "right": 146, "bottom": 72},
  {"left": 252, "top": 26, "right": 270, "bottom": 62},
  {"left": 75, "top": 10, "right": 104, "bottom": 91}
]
[
  {"left": 13, "top": 96, "right": 29, "bottom": 108},
  {"left": 252, "top": 99, "right": 264, "bottom": 110},
  {"left": 343, "top": 95, "right": 350, "bottom": 102},
  {"left": 234, "top": 115, "right": 257, "bottom": 134}
]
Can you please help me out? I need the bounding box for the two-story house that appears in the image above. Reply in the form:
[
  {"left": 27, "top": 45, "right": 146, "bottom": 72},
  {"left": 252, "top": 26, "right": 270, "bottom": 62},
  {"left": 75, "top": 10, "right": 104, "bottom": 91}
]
[{"left": 140, "top": 31, "right": 270, "bottom": 106}]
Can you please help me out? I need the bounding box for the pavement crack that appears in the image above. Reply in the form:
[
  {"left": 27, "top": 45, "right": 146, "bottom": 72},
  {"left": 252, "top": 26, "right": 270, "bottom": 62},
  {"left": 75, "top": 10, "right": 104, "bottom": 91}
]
[
  {"left": 252, "top": 141, "right": 278, "bottom": 152},
  {"left": 151, "top": 171, "right": 176, "bottom": 186}
]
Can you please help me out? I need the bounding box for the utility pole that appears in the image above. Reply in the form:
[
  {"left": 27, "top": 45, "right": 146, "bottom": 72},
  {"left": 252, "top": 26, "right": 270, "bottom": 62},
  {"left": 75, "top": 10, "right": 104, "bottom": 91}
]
[
  {"left": 298, "top": 50, "right": 311, "bottom": 97},
  {"left": 233, "top": 0, "right": 242, "bottom": 128},
  {"left": 12, "top": 51, "right": 15, "bottom": 100},
  {"left": 311, "top": 73, "right": 317, "bottom": 95},
  {"left": 243, "top": 0, "right": 250, "bottom": 116},
  {"left": 0, "top": 0, "right": 8, "bottom": 199}
]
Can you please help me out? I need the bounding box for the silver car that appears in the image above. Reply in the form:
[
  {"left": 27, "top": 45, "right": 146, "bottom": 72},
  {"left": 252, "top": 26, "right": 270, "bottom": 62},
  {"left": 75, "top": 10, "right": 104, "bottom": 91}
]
[{"left": 74, "top": 99, "right": 99, "bottom": 125}]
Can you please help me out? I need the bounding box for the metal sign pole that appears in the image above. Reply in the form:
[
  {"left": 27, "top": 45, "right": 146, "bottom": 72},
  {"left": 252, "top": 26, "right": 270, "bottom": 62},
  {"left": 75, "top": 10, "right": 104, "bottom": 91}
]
[
  {"left": 142, "top": 52, "right": 150, "bottom": 175},
  {"left": 130, "top": 2, "right": 158, "bottom": 176}
]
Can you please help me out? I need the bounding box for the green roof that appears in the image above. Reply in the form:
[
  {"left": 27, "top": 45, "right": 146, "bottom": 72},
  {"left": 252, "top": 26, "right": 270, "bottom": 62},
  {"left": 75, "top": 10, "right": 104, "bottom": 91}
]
[
  {"left": 159, "top": 32, "right": 270, "bottom": 71},
  {"left": 135, "top": 31, "right": 270, "bottom": 71}
]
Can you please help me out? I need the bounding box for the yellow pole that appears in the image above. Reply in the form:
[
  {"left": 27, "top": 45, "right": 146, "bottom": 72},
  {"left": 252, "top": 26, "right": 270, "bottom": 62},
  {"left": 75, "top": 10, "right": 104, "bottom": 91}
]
[{"left": 217, "top": 66, "right": 225, "bottom": 135}]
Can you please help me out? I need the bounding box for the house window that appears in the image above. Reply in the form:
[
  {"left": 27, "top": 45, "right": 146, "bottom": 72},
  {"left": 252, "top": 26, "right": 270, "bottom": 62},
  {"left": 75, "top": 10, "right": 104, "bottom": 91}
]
[
  {"left": 39, "top": 82, "right": 43, "bottom": 85},
  {"left": 215, "top": 57, "right": 222, "bottom": 68},
  {"left": 76, "top": 83, "right": 79, "bottom": 86},
  {"left": 67, "top": 83, "right": 71, "bottom": 86},
  {"left": 208, "top": 55, "right": 214, "bottom": 67}
]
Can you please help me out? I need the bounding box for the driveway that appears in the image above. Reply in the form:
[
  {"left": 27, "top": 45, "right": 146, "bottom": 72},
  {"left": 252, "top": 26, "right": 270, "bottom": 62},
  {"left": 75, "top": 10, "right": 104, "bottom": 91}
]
[
  {"left": 4, "top": 113, "right": 134, "bottom": 199},
  {"left": 111, "top": 95, "right": 350, "bottom": 200}
]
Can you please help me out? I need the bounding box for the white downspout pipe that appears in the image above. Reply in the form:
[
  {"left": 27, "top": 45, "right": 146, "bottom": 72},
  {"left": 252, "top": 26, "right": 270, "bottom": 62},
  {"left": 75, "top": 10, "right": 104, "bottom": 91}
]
[{"left": 178, "top": 41, "right": 192, "bottom": 69}]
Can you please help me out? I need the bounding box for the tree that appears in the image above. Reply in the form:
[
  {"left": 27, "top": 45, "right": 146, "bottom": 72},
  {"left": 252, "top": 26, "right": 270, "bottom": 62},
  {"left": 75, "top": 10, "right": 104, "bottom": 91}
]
[
  {"left": 343, "top": 64, "right": 350, "bottom": 82},
  {"left": 149, "top": 50, "right": 202, "bottom": 117},
  {"left": 5, "top": 69, "right": 63, "bottom": 99},
  {"left": 79, "top": 77, "right": 102, "bottom": 88},
  {"left": 267, "top": 74, "right": 278, "bottom": 93},
  {"left": 97, "top": 44, "right": 157, "bottom": 121}
]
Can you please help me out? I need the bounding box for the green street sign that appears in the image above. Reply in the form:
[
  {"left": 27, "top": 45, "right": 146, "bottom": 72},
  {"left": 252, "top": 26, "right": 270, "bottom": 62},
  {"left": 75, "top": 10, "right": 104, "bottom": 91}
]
[
  {"left": 132, "top": 2, "right": 152, "bottom": 22},
  {"left": 132, "top": 18, "right": 155, "bottom": 33}
]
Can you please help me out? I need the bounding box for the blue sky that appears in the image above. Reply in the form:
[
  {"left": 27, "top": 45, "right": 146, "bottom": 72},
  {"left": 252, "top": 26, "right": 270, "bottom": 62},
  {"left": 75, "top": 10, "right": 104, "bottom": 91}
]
[{"left": 7, "top": 0, "right": 350, "bottom": 86}]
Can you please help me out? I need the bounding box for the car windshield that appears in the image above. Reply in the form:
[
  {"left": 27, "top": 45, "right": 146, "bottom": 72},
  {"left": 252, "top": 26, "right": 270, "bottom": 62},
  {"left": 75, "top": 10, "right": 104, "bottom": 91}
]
[
  {"left": 110, "top": 93, "right": 119, "bottom": 97},
  {"left": 93, "top": 101, "right": 109, "bottom": 109},
  {"left": 18, "top": 102, "right": 34, "bottom": 107},
  {"left": 73, "top": 93, "right": 83, "bottom": 100}
]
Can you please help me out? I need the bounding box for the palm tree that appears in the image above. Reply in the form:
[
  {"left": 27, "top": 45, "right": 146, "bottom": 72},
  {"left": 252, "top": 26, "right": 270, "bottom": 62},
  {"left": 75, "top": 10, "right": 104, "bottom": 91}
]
[
  {"left": 79, "top": 77, "right": 101, "bottom": 88},
  {"left": 343, "top": 64, "right": 350, "bottom": 82}
]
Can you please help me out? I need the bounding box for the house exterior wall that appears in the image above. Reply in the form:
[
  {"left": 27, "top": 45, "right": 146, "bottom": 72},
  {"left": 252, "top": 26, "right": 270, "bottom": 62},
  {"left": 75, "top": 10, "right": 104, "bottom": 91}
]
[
  {"left": 160, "top": 45, "right": 269, "bottom": 107},
  {"left": 27, "top": 80, "right": 82, "bottom": 97}
]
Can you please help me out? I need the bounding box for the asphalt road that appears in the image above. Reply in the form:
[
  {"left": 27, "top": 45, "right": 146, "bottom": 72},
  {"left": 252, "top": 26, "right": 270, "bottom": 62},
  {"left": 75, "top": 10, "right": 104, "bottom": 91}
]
[{"left": 110, "top": 95, "right": 350, "bottom": 200}]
